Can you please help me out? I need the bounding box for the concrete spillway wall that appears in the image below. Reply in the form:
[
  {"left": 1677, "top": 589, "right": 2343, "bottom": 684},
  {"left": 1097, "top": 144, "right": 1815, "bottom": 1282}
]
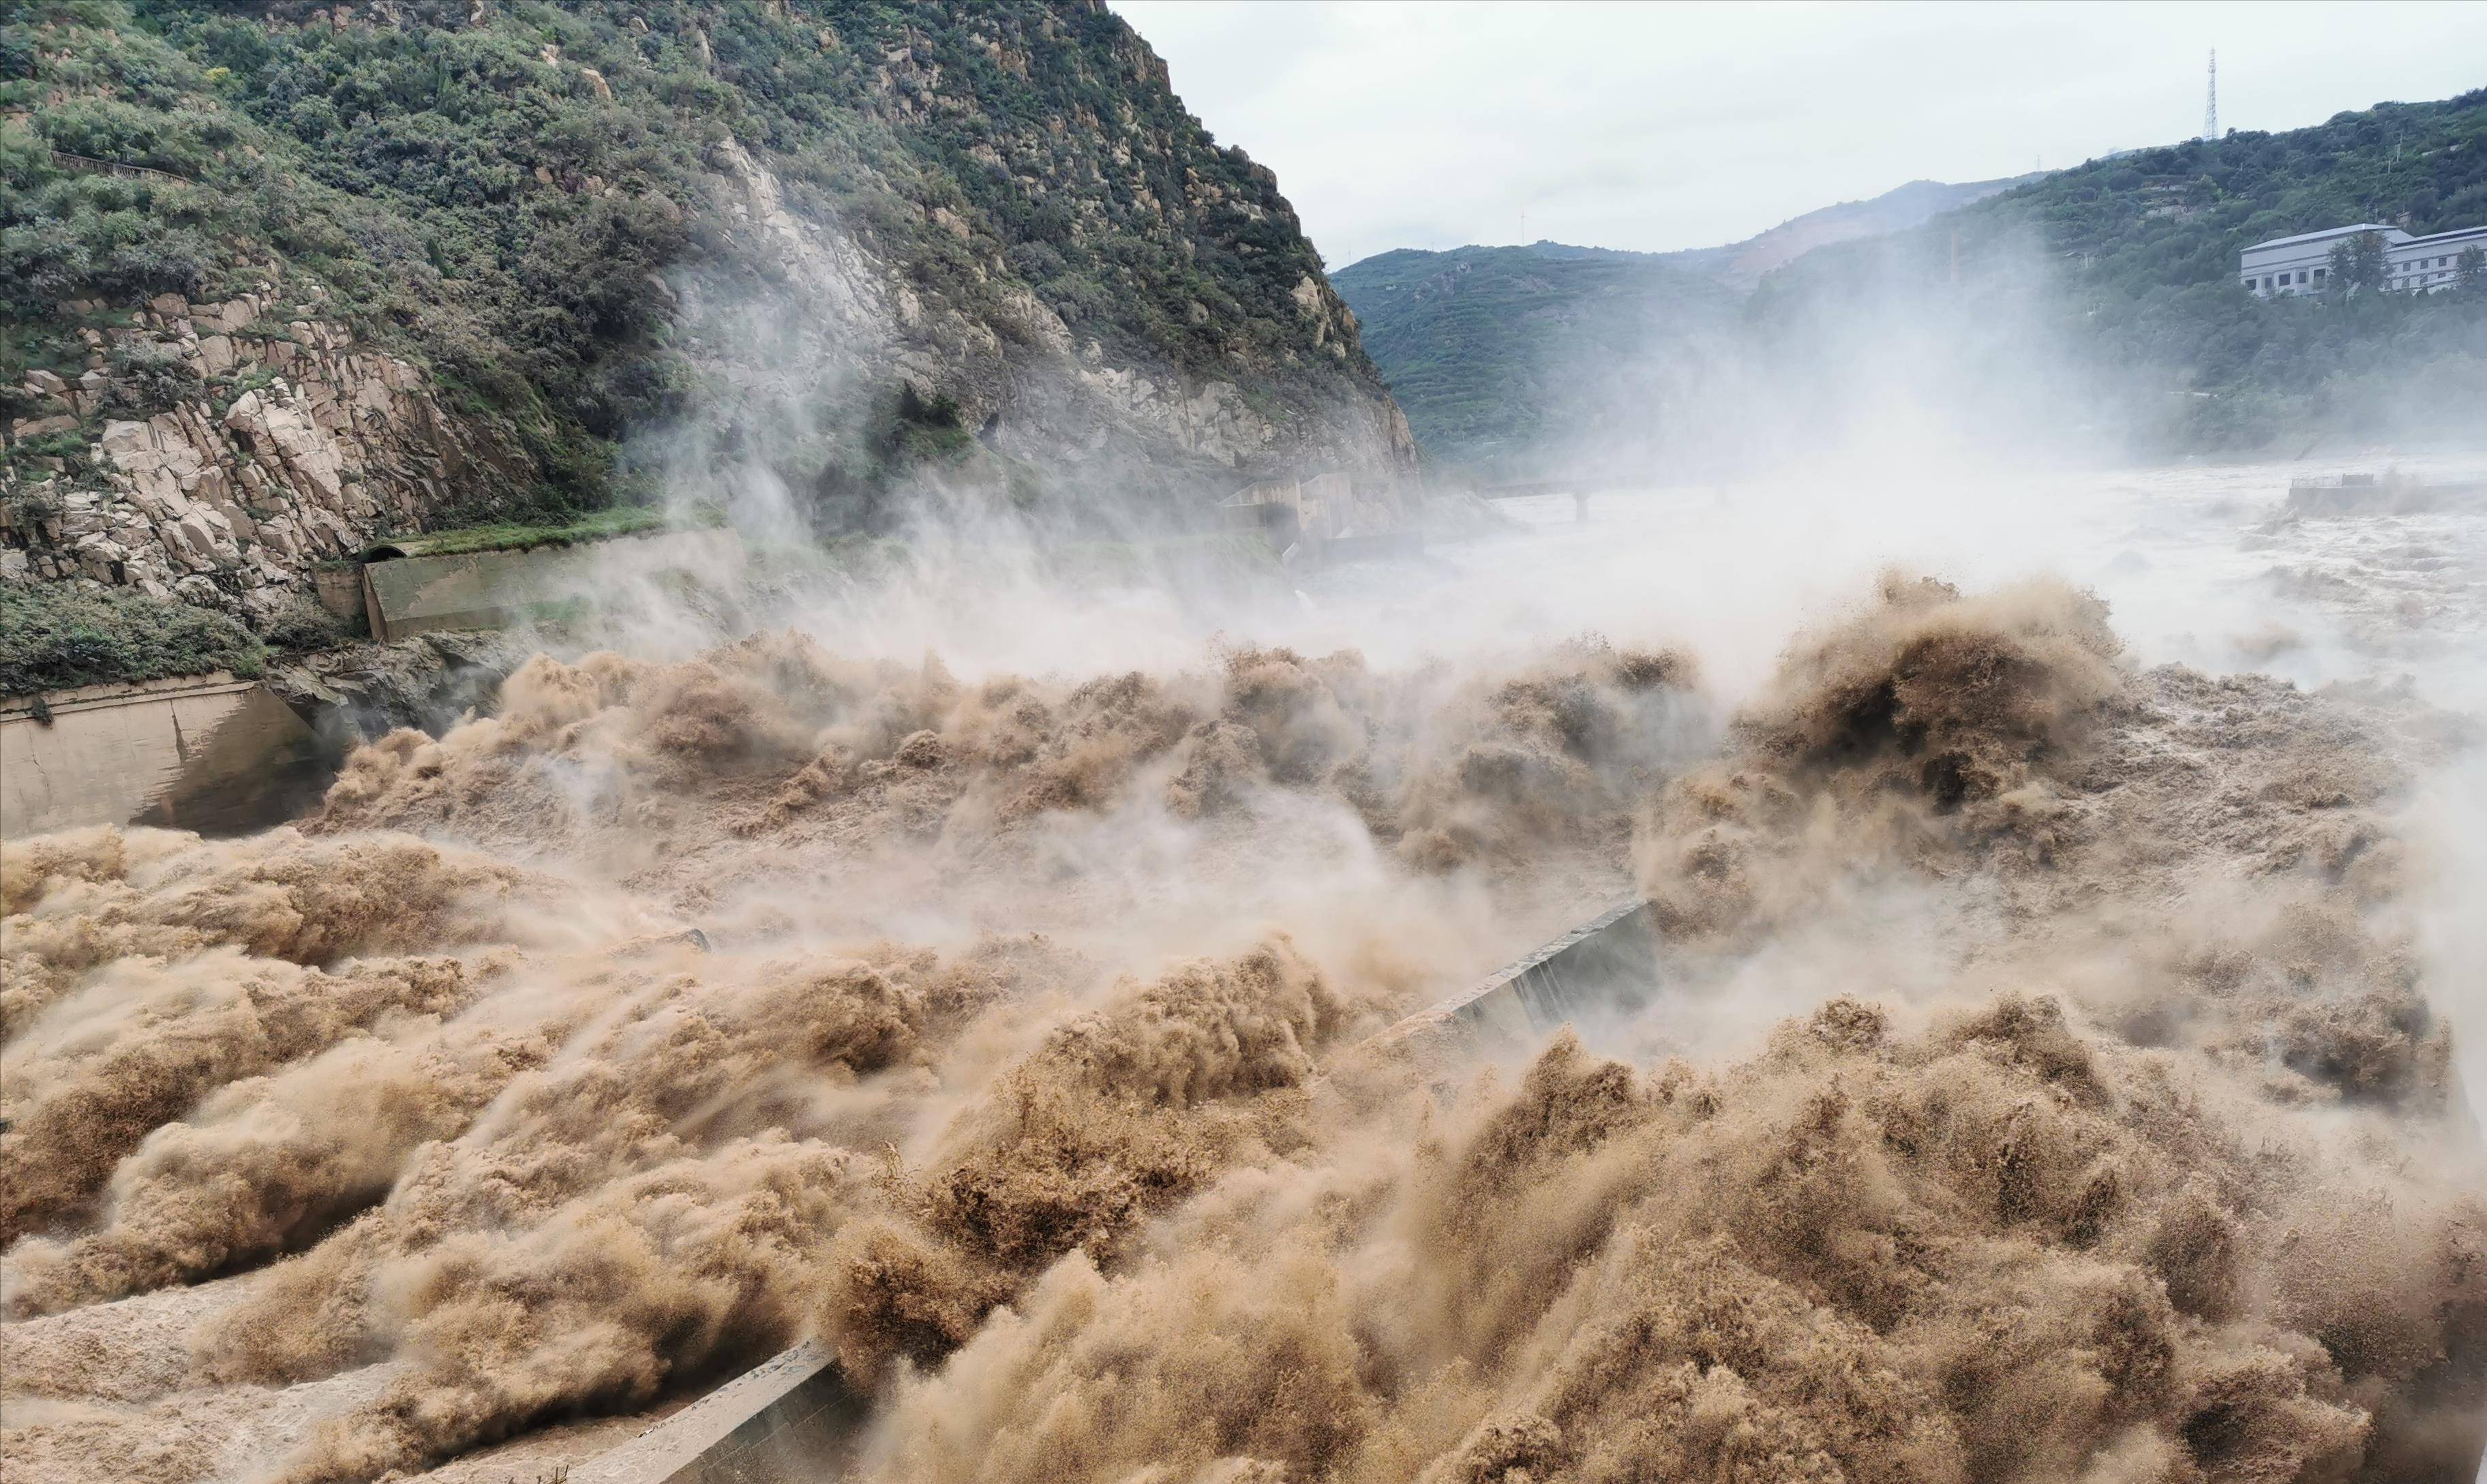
[
  {"left": 571, "top": 1342, "right": 864, "bottom": 1484},
  {"left": 361, "top": 528, "right": 744, "bottom": 641},
  {"left": 1387, "top": 895, "right": 1660, "bottom": 1044},
  {"left": 0, "top": 672, "right": 327, "bottom": 838}
]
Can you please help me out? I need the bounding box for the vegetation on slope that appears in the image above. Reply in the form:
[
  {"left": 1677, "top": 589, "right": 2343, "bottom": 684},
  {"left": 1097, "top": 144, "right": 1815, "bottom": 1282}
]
[
  {"left": 1, "top": 0, "right": 1391, "bottom": 525},
  {"left": 0, "top": 579, "right": 265, "bottom": 694},
  {"left": 1333, "top": 177, "right": 2036, "bottom": 476},
  {"left": 359, "top": 502, "right": 722, "bottom": 559}
]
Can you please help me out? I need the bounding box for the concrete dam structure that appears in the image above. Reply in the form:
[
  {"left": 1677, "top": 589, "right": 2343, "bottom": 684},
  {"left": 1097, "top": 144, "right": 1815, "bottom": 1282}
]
[{"left": 1391, "top": 894, "right": 1659, "bottom": 1043}]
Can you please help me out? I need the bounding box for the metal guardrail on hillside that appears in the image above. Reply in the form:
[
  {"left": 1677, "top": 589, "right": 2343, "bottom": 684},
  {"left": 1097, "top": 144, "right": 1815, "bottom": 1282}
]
[{"left": 48, "top": 149, "right": 206, "bottom": 189}]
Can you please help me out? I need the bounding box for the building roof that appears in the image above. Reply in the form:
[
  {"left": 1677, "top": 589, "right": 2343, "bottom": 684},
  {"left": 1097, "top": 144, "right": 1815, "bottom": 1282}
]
[
  {"left": 2403, "top": 223, "right": 2487, "bottom": 246},
  {"left": 2242, "top": 223, "right": 2405, "bottom": 254}
]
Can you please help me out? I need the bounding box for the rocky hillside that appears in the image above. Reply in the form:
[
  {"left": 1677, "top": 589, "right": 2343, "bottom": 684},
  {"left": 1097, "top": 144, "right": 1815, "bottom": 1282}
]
[{"left": 1, "top": 0, "right": 1412, "bottom": 633}]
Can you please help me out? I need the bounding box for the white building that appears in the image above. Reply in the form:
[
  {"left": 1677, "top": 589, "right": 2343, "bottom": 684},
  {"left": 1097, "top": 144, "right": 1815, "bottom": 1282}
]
[
  {"left": 2384, "top": 223, "right": 2487, "bottom": 293},
  {"left": 2241, "top": 222, "right": 2486, "bottom": 297}
]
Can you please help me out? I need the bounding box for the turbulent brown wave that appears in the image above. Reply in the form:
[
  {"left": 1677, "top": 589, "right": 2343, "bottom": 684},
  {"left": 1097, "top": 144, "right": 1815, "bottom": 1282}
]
[
  {"left": 308, "top": 629, "right": 1702, "bottom": 898},
  {"left": 2, "top": 589, "right": 2480, "bottom": 1484},
  {"left": 832, "top": 578, "right": 2482, "bottom": 1484},
  {"left": 0, "top": 826, "right": 563, "bottom": 1038},
  {"left": 863, "top": 1013, "right": 2482, "bottom": 1484}
]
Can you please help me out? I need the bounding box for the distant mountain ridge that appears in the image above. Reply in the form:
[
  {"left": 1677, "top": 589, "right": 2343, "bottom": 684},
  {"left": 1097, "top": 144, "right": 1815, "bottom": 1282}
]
[
  {"left": 1333, "top": 174, "right": 2036, "bottom": 472},
  {"left": 1651, "top": 175, "right": 2043, "bottom": 290},
  {"left": 1343, "top": 83, "right": 2487, "bottom": 474}
]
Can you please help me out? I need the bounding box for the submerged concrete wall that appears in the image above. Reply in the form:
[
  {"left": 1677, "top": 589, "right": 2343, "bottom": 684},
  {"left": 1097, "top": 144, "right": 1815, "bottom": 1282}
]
[
  {"left": 1, "top": 672, "right": 327, "bottom": 838},
  {"left": 1389, "top": 896, "right": 1659, "bottom": 1044},
  {"left": 572, "top": 1341, "right": 864, "bottom": 1484}
]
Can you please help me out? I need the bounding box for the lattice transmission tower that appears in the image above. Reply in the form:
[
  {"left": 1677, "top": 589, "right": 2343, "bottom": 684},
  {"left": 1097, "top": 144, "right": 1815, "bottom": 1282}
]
[{"left": 2203, "top": 50, "right": 2218, "bottom": 141}]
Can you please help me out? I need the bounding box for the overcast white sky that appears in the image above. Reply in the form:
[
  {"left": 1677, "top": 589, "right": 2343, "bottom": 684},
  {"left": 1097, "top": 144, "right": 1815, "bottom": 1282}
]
[{"left": 1111, "top": 1, "right": 2487, "bottom": 271}]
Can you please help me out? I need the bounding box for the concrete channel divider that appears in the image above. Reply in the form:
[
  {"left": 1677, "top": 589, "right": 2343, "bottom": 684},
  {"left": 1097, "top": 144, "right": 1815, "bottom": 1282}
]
[
  {"left": 571, "top": 896, "right": 1667, "bottom": 1484},
  {"left": 569, "top": 1341, "right": 866, "bottom": 1484},
  {"left": 1378, "top": 895, "right": 1661, "bottom": 1045}
]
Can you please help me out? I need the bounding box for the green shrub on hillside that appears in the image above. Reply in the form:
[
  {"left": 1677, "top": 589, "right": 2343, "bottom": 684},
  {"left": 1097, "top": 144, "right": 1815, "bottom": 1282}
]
[
  {"left": 0, "top": 581, "right": 267, "bottom": 695},
  {"left": 361, "top": 501, "right": 695, "bottom": 558}
]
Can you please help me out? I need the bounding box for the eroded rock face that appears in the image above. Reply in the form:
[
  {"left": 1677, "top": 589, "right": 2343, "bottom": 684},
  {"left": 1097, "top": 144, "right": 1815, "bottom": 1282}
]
[
  {"left": 2, "top": 218, "right": 1410, "bottom": 625},
  {"left": 3, "top": 283, "right": 515, "bottom": 621},
  {"left": 676, "top": 138, "right": 1417, "bottom": 496}
]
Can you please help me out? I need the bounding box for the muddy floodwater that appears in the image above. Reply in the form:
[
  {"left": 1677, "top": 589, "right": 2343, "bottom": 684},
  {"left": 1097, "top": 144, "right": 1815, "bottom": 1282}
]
[{"left": 3, "top": 455, "right": 2484, "bottom": 1484}]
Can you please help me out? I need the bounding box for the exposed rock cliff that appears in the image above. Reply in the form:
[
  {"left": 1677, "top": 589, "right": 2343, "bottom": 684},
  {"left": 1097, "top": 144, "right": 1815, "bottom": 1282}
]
[
  {"left": 6, "top": 284, "right": 517, "bottom": 614},
  {"left": 1, "top": 0, "right": 1413, "bottom": 631}
]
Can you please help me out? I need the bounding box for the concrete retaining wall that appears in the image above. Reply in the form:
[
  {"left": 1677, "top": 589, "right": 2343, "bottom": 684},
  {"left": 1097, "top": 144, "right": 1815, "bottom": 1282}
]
[
  {"left": 362, "top": 528, "right": 744, "bottom": 641},
  {"left": 1, "top": 672, "right": 327, "bottom": 838}
]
